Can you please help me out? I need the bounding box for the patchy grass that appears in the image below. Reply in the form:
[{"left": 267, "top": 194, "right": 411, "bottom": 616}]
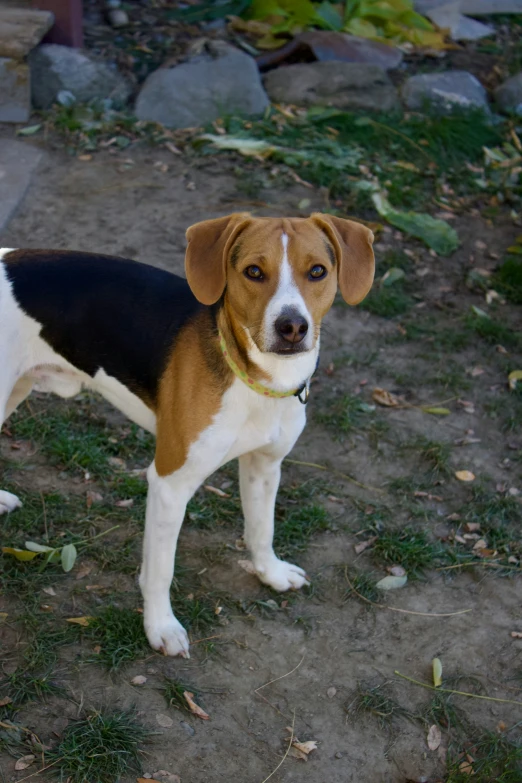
[
  {"left": 83, "top": 606, "right": 149, "bottom": 669},
  {"left": 493, "top": 255, "right": 522, "bottom": 304},
  {"left": 403, "top": 436, "right": 453, "bottom": 478},
  {"left": 466, "top": 312, "right": 521, "bottom": 349},
  {"left": 446, "top": 732, "right": 522, "bottom": 782},
  {"left": 316, "top": 393, "right": 373, "bottom": 437},
  {"left": 345, "top": 682, "right": 411, "bottom": 729},
  {"left": 423, "top": 692, "right": 467, "bottom": 733},
  {"left": 274, "top": 503, "right": 330, "bottom": 558},
  {"left": 162, "top": 677, "right": 199, "bottom": 711},
  {"left": 0, "top": 670, "right": 63, "bottom": 708},
  {"left": 48, "top": 709, "right": 149, "bottom": 783},
  {"left": 343, "top": 568, "right": 379, "bottom": 604},
  {"left": 372, "top": 527, "right": 441, "bottom": 576},
  {"left": 360, "top": 285, "right": 414, "bottom": 318}
]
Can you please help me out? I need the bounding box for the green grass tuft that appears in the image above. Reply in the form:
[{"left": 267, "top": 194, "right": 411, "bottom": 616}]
[
  {"left": 0, "top": 670, "right": 63, "bottom": 707},
  {"left": 372, "top": 527, "right": 441, "bottom": 575},
  {"left": 48, "top": 709, "right": 149, "bottom": 783},
  {"left": 346, "top": 682, "right": 411, "bottom": 729},
  {"left": 316, "top": 393, "right": 373, "bottom": 436},
  {"left": 162, "top": 677, "right": 198, "bottom": 711},
  {"left": 83, "top": 606, "right": 148, "bottom": 669},
  {"left": 446, "top": 732, "right": 522, "bottom": 782},
  {"left": 274, "top": 504, "right": 330, "bottom": 558},
  {"left": 493, "top": 255, "right": 522, "bottom": 304}
]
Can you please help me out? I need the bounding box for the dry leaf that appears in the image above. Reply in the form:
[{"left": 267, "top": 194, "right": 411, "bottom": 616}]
[
  {"left": 14, "top": 755, "right": 35, "bottom": 771},
  {"left": 237, "top": 559, "right": 256, "bottom": 575},
  {"left": 508, "top": 370, "right": 522, "bottom": 391},
  {"left": 454, "top": 535, "right": 467, "bottom": 544},
  {"left": 0, "top": 696, "right": 12, "bottom": 706},
  {"left": 459, "top": 761, "right": 474, "bottom": 775},
  {"left": 75, "top": 564, "right": 93, "bottom": 580},
  {"left": 511, "top": 631, "right": 522, "bottom": 639},
  {"left": 131, "top": 675, "right": 147, "bottom": 686},
  {"left": 156, "top": 713, "right": 174, "bottom": 728},
  {"left": 497, "top": 721, "right": 507, "bottom": 732},
  {"left": 86, "top": 490, "right": 103, "bottom": 508},
  {"left": 42, "top": 586, "right": 57, "bottom": 596},
  {"left": 183, "top": 691, "right": 209, "bottom": 720},
  {"left": 115, "top": 498, "right": 134, "bottom": 508},
  {"left": 203, "top": 485, "right": 230, "bottom": 498},
  {"left": 376, "top": 574, "right": 407, "bottom": 590},
  {"left": 427, "top": 724, "right": 442, "bottom": 751},
  {"left": 292, "top": 740, "right": 318, "bottom": 755},
  {"left": 66, "top": 616, "right": 92, "bottom": 627},
  {"left": 354, "top": 536, "right": 377, "bottom": 554},
  {"left": 78, "top": 154, "right": 92, "bottom": 162},
  {"left": 137, "top": 779, "right": 162, "bottom": 783},
  {"left": 433, "top": 658, "right": 443, "bottom": 688},
  {"left": 455, "top": 470, "right": 475, "bottom": 482},
  {"left": 289, "top": 746, "right": 309, "bottom": 761},
  {"left": 372, "top": 387, "right": 400, "bottom": 407},
  {"left": 464, "top": 522, "right": 481, "bottom": 532},
  {"left": 472, "top": 539, "right": 488, "bottom": 551}
]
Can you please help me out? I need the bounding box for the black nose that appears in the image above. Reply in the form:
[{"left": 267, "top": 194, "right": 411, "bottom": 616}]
[{"left": 275, "top": 312, "right": 309, "bottom": 344}]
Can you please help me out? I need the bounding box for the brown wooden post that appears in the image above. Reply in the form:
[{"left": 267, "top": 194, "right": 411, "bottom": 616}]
[{"left": 32, "top": 0, "right": 83, "bottom": 48}]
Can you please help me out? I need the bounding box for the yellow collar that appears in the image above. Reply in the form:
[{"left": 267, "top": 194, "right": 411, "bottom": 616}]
[{"left": 218, "top": 331, "right": 310, "bottom": 403}]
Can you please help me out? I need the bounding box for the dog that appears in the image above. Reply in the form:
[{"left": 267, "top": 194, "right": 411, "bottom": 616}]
[{"left": 0, "top": 213, "right": 374, "bottom": 657}]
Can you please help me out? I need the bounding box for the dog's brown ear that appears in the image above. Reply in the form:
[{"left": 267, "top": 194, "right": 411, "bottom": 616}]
[
  {"left": 311, "top": 213, "right": 375, "bottom": 305},
  {"left": 185, "top": 213, "right": 251, "bottom": 305}
]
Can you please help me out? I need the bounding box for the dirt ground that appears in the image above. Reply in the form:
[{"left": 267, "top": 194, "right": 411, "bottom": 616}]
[{"left": 0, "top": 134, "right": 521, "bottom": 783}]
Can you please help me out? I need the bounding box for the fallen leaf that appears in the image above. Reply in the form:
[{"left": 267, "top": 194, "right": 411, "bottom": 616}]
[
  {"left": 511, "top": 631, "right": 522, "bottom": 638},
  {"left": 388, "top": 566, "right": 406, "bottom": 577},
  {"left": 78, "top": 154, "right": 92, "bottom": 161},
  {"left": 1, "top": 547, "right": 39, "bottom": 562},
  {"left": 75, "top": 564, "right": 93, "bottom": 580},
  {"left": 472, "top": 538, "right": 488, "bottom": 551},
  {"left": 459, "top": 760, "right": 474, "bottom": 775},
  {"left": 14, "top": 755, "right": 35, "bottom": 771},
  {"left": 131, "top": 675, "right": 147, "bottom": 686},
  {"left": 289, "top": 746, "right": 309, "bottom": 761},
  {"left": 372, "top": 387, "right": 400, "bottom": 407},
  {"left": 455, "top": 470, "right": 475, "bottom": 482},
  {"left": 454, "top": 535, "right": 467, "bottom": 544},
  {"left": 156, "top": 713, "right": 174, "bottom": 728},
  {"left": 422, "top": 406, "right": 451, "bottom": 415},
  {"left": 86, "top": 490, "right": 103, "bottom": 508},
  {"left": 61, "top": 543, "right": 77, "bottom": 573},
  {"left": 137, "top": 779, "right": 162, "bottom": 783},
  {"left": 372, "top": 192, "right": 459, "bottom": 255},
  {"left": 115, "top": 498, "right": 134, "bottom": 508},
  {"left": 42, "top": 586, "right": 57, "bottom": 596},
  {"left": 237, "top": 559, "right": 257, "bottom": 575},
  {"left": 427, "top": 724, "right": 442, "bottom": 751},
  {"left": 508, "top": 370, "right": 522, "bottom": 391},
  {"left": 433, "top": 658, "right": 443, "bottom": 688},
  {"left": 183, "top": 691, "right": 209, "bottom": 720},
  {"left": 93, "top": 645, "right": 102, "bottom": 654},
  {"left": 354, "top": 536, "right": 377, "bottom": 554},
  {"left": 496, "top": 344, "right": 508, "bottom": 355},
  {"left": 376, "top": 574, "right": 408, "bottom": 590},
  {"left": 381, "top": 267, "right": 405, "bottom": 287},
  {"left": 497, "top": 720, "right": 507, "bottom": 732},
  {"left": 464, "top": 522, "right": 481, "bottom": 532},
  {"left": 66, "top": 616, "right": 92, "bottom": 627},
  {"left": 203, "top": 485, "right": 231, "bottom": 498},
  {"left": 292, "top": 740, "right": 318, "bottom": 755},
  {"left": 0, "top": 696, "right": 12, "bottom": 706}
]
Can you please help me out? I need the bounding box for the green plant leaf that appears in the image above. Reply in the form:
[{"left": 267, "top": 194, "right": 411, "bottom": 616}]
[
  {"left": 315, "top": 0, "right": 344, "bottom": 28},
  {"left": 376, "top": 574, "right": 408, "bottom": 590},
  {"left": 16, "top": 124, "right": 42, "bottom": 136},
  {"left": 61, "top": 543, "right": 78, "bottom": 573},
  {"left": 2, "top": 547, "right": 39, "bottom": 562},
  {"left": 25, "top": 541, "right": 55, "bottom": 553},
  {"left": 421, "top": 407, "right": 451, "bottom": 415},
  {"left": 381, "top": 267, "right": 405, "bottom": 287},
  {"left": 432, "top": 657, "right": 443, "bottom": 687},
  {"left": 372, "top": 193, "right": 459, "bottom": 255}
]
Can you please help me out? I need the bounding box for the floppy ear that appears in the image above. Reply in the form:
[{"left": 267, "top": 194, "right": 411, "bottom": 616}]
[
  {"left": 311, "top": 213, "right": 375, "bottom": 305},
  {"left": 185, "top": 213, "right": 251, "bottom": 305}
]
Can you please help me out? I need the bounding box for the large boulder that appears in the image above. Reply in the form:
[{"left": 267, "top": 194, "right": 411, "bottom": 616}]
[
  {"left": 135, "top": 41, "right": 269, "bottom": 129},
  {"left": 401, "top": 71, "right": 490, "bottom": 114},
  {"left": 0, "top": 58, "right": 30, "bottom": 123},
  {"left": 263, "top": 62, "right": 400, "bottom": 112},
  {"left": 29, "top": 44, "right": 132, "bottom": 109},
  {"left": 495, "top": 72, "right": 522, "bottom": 115}
]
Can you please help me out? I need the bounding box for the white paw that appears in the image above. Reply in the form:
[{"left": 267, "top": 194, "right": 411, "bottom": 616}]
[
  {"left": 144, "top": 612, "right": 190, "bottom": 658},
  {"left": 0, "top": 490, "right": 22, "bottom": 515},
  {"left": 256, "top": 558, "right": 310, "bottom": 592}
]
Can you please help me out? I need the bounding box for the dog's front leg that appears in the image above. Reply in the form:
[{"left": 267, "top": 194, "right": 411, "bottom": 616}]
[
  {"left": 139, "top": 462, "right": 193, "bottom": 657},
  {"left": 239, "top": 450, "right": 309, "bottom": 592}
]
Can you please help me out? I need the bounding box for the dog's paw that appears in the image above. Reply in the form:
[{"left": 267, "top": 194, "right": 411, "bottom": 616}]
[
  {"left": 256, "top": 558, "right": 310, "bottom": 592},
  {"left": 145, "top": 613, "right": 190, "bottom": 658},
  {"left": 0, "top": 490, "right": 22, "bottom": 515}
]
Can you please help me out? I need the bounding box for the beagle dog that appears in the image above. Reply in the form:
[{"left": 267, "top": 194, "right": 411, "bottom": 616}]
[{"left": 0, "top": 213, "right": 374, "bottom": 657}]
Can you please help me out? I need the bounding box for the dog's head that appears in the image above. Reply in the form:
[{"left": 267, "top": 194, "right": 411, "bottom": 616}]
[{"left": 185, "top": 213, "right": 374, "bottom": 356}]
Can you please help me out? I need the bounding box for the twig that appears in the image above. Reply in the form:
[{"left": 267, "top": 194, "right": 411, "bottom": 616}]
[
  {"left": 12, "top": 760, "right": 61, "bottom": 783},
  {"left": 284, "top": 458, "right": 384, "bottom": 494},
  {"left": 258, "top": 709, "right": 296, "bottom": 783},
  {"left": 191, "top": 634, "right": 223, "bottom": 645},
  {"left": 344, "top": 568, "right": 472, "bottom": 618},
  {"left": 254, "top": 656, "right": 305, "bottom": 718},
  {"left": 40, "top": 491, "right": 48, "bottom": 545},
  {"left": 365, "top": 118, "right": 435, "bottom": 162},
  {"left": 395, "top": 671, "right": 522, "bottom": 707},
  {"left": 76, "top": 525, "right": 120, "bottom": 547},
  {"left": 437, "top": 561, "right": 521, "bottom": 572}
]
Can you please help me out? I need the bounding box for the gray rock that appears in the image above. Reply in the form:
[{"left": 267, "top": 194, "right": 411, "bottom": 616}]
[
  {"left": 0, "top": 139, "right": 42, "bottom": 234},
  {"left": 263, "top": 62, "right": 400, "bottom": 112},
  {"left": 401, "top": 71, "right": 490, "bottom": 114},
  {"left": 495, "top": 72, "right": 522, "bottom": 115},
  {"left": 298, "top": 32, "right": 403, "bottom": 70},
  {"left": 426, "top": 2, "right": 494, "bottom": 40},
  {"left": 416, "top": 0, "right": 522, "bottom": 13},
  {"left": 0, "top": 58, "right": 30, "bottom": 123},
  {"left": 135, "top": 41, "right": 269, "bottom": 129},
  {"left": 29, "top": 44, "right": 132, "bottom": 109}
]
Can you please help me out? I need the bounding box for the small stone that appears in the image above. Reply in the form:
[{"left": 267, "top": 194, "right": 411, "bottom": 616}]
[
  {"left": 263, "top": 62, "right": 400, "bottom": 112},
  {"left": 401, "top": 70, "right": 490, "bottom": 115},
  {"left": 135, "top": 41, "right": 268, "bottom": 129},
  {"left": 131, "top": 675, "right": 147, "bottom": 686},
  {"left": 495, "top": 72, "right": 522, "bottom": 116},
  {"left": 335, "top": 751, "right": 344, "bottom": 759},
  {"left": 156, "top": 713, "right": 173, "bottom": 728},
  {"left": 327, "top": 686, "right": 337, "bottom": 698},
  {"left": 108, "top": 8, "right": 129, "bottom": 27}
]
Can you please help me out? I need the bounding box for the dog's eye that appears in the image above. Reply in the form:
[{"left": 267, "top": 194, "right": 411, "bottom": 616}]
[
  {"left": 309, "top": 264, "right": 327, "bottom": 280},
  {"left": 244, "top": 265, "right": 264, "bottom": 281}
]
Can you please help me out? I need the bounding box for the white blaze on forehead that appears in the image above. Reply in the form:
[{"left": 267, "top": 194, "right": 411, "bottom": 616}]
[{"left": 262, "top": 232, "right": 312, "bottom": 350}]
